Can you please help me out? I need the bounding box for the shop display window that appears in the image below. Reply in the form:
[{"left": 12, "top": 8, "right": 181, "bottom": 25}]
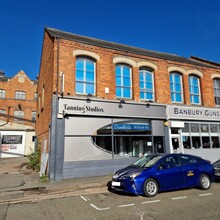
[{"left": 91, "top": 119, "right": 163, "bottom": 157}]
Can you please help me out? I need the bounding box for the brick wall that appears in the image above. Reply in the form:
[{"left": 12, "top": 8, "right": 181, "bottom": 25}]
[
  {"left": 0, "top": 70, "right": 36, "bottom": 127},
  {"left": 35, "top": 31, "right": 55, "bottom": 146},
  {"left": 37, "top": 29, "right": 220, "bottom": 151},
  {"left": 52, "top": 38, "right": 220, "bottom": 106}
]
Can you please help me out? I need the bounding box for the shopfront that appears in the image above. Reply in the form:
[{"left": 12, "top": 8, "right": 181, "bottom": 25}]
[
  {"left": 167, "top": 105, "right": 220, "bottom": 162},
  {"left": 49, "top": 97, "right": 167, "bottom": 180}
]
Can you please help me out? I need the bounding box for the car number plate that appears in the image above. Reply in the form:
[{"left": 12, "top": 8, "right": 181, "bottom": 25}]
[{"left": 112, "top": 181, "right": 121, "bottom": 186}]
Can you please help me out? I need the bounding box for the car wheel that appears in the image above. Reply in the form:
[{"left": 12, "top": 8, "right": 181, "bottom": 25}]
[
  {"left": 199, "top": 174, "right": 211, "bottom": 190},
  {"left": 143, "top": 178, "right": 158, "bottom": 197}
]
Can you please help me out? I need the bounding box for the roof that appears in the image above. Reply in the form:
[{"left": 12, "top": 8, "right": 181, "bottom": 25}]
[
  {"left": 190, "top": 56, "right": 220, "bottom": 68},
  {"left": 45, "top": 27, "right": 219, "bottom": 69}
]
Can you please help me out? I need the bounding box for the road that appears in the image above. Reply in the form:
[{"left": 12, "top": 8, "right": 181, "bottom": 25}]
[{"left": 1, "top": 183, "right": 220, "bottom": 220}]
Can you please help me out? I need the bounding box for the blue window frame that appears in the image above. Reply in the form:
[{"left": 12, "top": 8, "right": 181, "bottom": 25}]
[
  {"left": 170, "top": 72, "right": 183, "bottom": 103},
  {"left": 189, "top": 75, "right": 201, "bottom": 104},
  {"left": 139, "top": 68, "right": 154, "bottom": 100},
  {"left": 213, "top": 78, "right": 220, "bottom": 105},
  {"left": 75, "top": 57, "right": 95, "bottom": 95},
  {"left": 116, "top": 64, "right": 132, "bottom": 98}
]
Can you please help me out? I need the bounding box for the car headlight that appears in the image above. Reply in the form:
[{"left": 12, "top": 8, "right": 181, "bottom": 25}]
[{"left": 130, "top": 171, "right": 142, "bottom": 179}]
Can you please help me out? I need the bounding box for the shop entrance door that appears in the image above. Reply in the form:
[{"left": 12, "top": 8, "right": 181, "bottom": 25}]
[{"left": 171, "top": 135, "right": 183, "bottom": 153}]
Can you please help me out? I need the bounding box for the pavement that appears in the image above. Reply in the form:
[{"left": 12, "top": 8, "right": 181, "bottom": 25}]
[{"left": 0, "top": 157, "right": 112, "bottom": 204}]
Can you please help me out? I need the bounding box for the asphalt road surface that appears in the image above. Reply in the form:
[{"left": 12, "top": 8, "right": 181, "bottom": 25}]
[{"left": 1, "top": 182, "right": 220, "bottom": 220}]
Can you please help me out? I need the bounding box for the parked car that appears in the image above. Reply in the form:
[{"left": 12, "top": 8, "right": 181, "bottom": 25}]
[
  {"left": 111, "top": 153, "right": 215, "bottom": 197},
  {"left": 213, "top": 159, "right": 220, "bottom": 180}
]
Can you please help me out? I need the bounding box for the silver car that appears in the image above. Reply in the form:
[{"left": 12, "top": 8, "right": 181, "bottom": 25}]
[{"left": 213, "top": 159, "right": 220, "bottom": 180}]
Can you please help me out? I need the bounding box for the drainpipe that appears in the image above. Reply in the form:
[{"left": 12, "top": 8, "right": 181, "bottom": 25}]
[{"left": 54, "top": 36, "right": 60, "bottom": 180}]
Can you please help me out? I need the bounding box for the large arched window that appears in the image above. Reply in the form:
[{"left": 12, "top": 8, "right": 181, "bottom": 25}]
[
  {"left": 170, "top": 72, "right": 183, "bottom": 103},
  {"left": 188, "top": 75, "right": 201, "bottom": 104},
  {"left": 75, "top": 57, "right": 96, "bottom": 95},
  {"left": 116, "top": 64, "right": 132, "bottom": 99},
  {"left": 213, "top": 78, "right": 220, "bottom": 105},
  {"left": 139, "top": 67, "right": 154, "bottom": 100}
]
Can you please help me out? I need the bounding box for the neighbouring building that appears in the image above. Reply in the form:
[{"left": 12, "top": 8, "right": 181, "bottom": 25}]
[
  {"left": 37, "top": 27, "right": 220, "bottom": 181},
  {"left": 0, "top": 70, "right": 37, "bottom": 158}
]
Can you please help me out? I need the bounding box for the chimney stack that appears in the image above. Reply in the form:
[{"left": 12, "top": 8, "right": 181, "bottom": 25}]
[{"left": 0, "top": 70, "right": 4, "bottom": 77}]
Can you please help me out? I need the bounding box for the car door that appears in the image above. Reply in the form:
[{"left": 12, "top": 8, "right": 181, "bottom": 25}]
[
  {"left": 179, "top": 155, "right": 200, "bottom": 187},
  {"left": 156, "top": 155, "right": 185, "bottom": 191}
]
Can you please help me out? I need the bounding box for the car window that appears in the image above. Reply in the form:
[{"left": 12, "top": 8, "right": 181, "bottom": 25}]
[
  {"left": 180, "top": 155, "right": 199, "bottom": 166},
  {"left": 159, "top": 156, "right": 179, "bottom": 169},
  {"left": 133, "top": 155, "right": 162, "bottom": 168},
  {"left": 164, "top": 156, "right": 178, "bottom": 167}
]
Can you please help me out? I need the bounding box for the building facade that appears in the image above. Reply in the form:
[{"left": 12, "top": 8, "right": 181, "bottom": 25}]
[
  {"left": 0, "top": 70, "right": 37, "bottom": 157},
  {"left": 37, "top": 27, "right": 220, "bottom": 181}
]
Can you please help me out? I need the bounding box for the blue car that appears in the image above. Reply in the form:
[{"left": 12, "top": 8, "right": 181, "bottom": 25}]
[{"left": 111, "top": 153, "right": 215, "bottom": 197}]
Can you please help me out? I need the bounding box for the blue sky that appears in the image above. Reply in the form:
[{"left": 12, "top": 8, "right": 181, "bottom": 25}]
[{"left": 0, "top": 0, "right": 220, "bottom": 80}]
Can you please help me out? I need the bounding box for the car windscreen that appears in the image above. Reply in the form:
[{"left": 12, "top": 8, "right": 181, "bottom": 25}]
[{"left": 132, "top": 155, "right": 163, "bottom": 168}]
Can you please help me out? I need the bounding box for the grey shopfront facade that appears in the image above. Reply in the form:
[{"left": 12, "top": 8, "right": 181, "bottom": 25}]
[
  {"left": 166, "top": 105, "right": 220, "bottom": 163},
  {"left": 49, "top": 96, "right": 167, "bottom": 181}
]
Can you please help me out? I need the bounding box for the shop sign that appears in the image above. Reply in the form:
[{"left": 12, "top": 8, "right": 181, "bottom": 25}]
[
  {"left": 167, "top": 105, "right": 220, "bottom": 121},
  {"left": 2, "top": 135, "right": 22, "bottom": 144},
  {"left": 59, "top": 98, "right": 166, "bottom": 119},
  {"left": 63, "top": 103, "right": 104, "bottom": 114},
  {"left": 113, "top": 123, "right": 150, "bottom": 130}
]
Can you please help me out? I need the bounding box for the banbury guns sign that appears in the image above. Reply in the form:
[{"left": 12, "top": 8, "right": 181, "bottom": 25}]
[{"left": 167, "top": 106, "right": 220, "bottom": 121}]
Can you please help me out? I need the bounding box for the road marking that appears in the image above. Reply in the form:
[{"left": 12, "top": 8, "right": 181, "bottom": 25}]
[
  {"left": 142, "top": 200, "right": 161, "bottom": 204},
  {"left": 90, "top": 203, "right": 110, "bottom": 211},
  {"left": 80, "top": 196, "right": 90, "bottom": 201},
  {"left": 99, "top": 194, "right": 107, "bottom": 199},
  {"left": 199, "top": 193, "right": 213, "bottom": 197},
  {"left": 171, "top": 196, "right": 187, "bottom": 200},
  {"left": 118, "top": 203, "right": 135, "bottom": 208}
]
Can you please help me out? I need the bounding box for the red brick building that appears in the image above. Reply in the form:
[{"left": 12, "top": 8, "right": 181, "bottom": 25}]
[
  {"left": 0, "top": 70, "right": 37, "bottom": 157},
  {"left": 37, "top": 27, "right": 220, "bottom": 180}
]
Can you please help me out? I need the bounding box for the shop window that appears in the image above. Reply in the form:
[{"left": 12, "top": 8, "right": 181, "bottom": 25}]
[
  {"left": 191, "top": 136, "right": 201, "bottom": 149},
  {"left": 201, "top": 124, "right": 209, "bottom": 133},
  {"left": 0, "top": 89, "right": 6, "bottom": 99},
  {"left": 183, "top": 136, "right": 191, "bottom": 149},
  {"left": 171, "top": 128, "right": 179, "bottom": 134},
  {"left": 91, "top": 119, "right": 154, "bottom": 157},
  {"left": 202, "top": 137, "right": 210, "bottom": 148},
  {"left": 211, "top": 137, "right": 220, "bottom": 148},
  {"left": 154, "top": 137, "right": 164, "bottom": 153},
  {"left": 75, "top": 57, "right": 96, "bottom": 95},
  {"left": 182, "top": 123, "right": 189, "bottom": 133},
  {"left": 210, "top": 124, "right": 218, "bottom": 133},
  {"left": 15, "top": 91, "right": 26, "bottom": 100},
  {"left": 190, "top": 123, "right": 199, "bottom": 133},
  {"left": 189, "top": 75, "right": 201, "bottom": 104},
  {"left": 139, "top": 67, "right": 154, "bottom": 101},
  {"left": 116, "top": 64, "right": 132, "bottom": 99},
  {"left": 170, "top": 72, "right": 183, "bottom": 103},
  {"left": 213, "top": 78, "right": 220, "bottom": 105}
]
